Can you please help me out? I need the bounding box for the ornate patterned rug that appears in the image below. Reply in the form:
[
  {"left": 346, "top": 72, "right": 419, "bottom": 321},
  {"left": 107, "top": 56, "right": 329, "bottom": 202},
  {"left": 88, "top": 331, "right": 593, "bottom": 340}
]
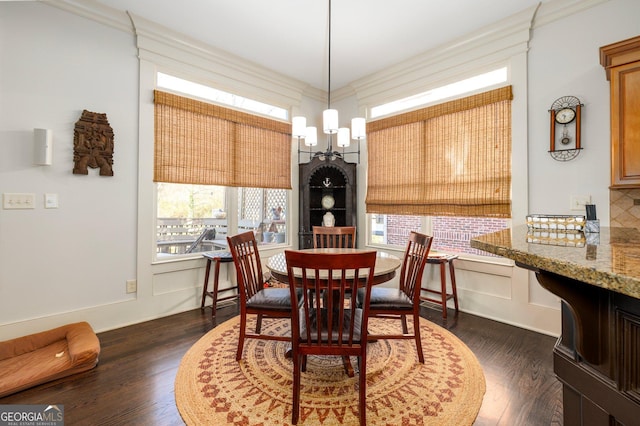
[{"left": 175, "top": 316, "right": 485, "bottom": 425}]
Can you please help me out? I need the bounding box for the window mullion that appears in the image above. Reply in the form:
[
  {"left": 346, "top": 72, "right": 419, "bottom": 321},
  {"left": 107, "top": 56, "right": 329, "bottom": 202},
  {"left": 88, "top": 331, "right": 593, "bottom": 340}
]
[{"left": 227, "top": 188, "right": 239, "bottom": 236}]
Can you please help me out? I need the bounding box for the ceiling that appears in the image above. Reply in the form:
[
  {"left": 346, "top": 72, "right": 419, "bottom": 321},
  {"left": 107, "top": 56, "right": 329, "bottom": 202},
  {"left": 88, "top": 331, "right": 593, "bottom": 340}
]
[{"left": 92, "top": 0, "right": 542, "bottom": 91}]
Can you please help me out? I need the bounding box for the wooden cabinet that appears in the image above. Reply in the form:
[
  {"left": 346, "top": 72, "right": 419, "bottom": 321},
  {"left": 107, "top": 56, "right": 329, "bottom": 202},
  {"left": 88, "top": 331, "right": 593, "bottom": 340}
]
[
  {"left": 471, "top": 226, "right": 640, "bottom": 424},
  {"left": 298, "top": 157, "right": 356, "bottom": 249},
  {"left": 600, "top": 35, "right": 640, "bottom": 188},
  {"left": 548, "top": 287, "right": 640, "bottom": 425}
]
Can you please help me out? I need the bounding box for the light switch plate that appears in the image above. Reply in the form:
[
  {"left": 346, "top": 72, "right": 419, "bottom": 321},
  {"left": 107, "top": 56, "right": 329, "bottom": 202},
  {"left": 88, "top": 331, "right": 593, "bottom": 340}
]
[
  {"left": 3, "top": 193, "right": 35, "bottom": 209},
  {"left": 45, "top": 193, "right": 59, "bottom": 209}
]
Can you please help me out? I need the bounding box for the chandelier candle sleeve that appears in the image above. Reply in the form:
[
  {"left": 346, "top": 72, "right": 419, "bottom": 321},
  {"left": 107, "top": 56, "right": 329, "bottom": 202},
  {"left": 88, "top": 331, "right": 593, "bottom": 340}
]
[
  {"left": 323, "top": 109, "right": 339, "bottom": 134},
  {"left": 351, "top": 118, "right": 366, "bottom": 140},
  {"left": 337, "top": 128, "right": 350, "bottom": 147},
  {"left": 292, "top": 116, "right": 307, "bottom": 139},
  {"left": 305, "top": 127, "right": 318, "bottom": 147}
]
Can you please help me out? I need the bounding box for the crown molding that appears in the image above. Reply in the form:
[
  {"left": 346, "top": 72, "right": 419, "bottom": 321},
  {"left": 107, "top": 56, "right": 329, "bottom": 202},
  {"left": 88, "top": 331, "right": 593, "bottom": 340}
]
[
  {"left": 533, "top": 0, "right": 610, "bottom": 29},
  {"left": 42, "top": 0, "right": 132, "bottom": 32},
  {"left": 351, "top": 0, "right": 608, "bottom": 108},
  {"left": 351, "top": 4, "right": 540, "bottom": 107},
  {"left": 43, "top": 0, "right": 313, "bottom": 108},
  {"left": 128, "top": 12, "right": 310, "bottom": 107},
  {"left": 42, "top": 0, "right": 609, "bottom": 110}
]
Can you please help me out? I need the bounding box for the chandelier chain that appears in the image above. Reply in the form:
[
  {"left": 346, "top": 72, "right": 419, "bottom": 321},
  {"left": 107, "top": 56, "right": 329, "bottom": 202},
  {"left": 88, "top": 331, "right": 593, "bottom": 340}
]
[{"left": 327, "top": 0, "right": 332, "bottom": 110}]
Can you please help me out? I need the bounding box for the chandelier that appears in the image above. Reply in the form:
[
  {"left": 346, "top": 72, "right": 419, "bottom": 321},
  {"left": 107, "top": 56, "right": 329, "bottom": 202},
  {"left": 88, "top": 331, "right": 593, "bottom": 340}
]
[{"left": 294, "top": 0, "right": 366, "bottom": 163}]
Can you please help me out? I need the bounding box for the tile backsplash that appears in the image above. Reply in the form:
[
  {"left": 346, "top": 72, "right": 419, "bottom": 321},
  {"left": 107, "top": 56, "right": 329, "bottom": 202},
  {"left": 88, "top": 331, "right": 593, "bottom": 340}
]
[{"left": 610, "top": 188, "right": 640, "bottom": 229}]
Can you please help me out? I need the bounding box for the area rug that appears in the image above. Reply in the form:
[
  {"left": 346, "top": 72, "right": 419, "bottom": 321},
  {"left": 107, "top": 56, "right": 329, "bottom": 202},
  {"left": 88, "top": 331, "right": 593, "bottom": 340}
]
[{"left": 175, "top": 316, "right": 485, "bottom": 425}]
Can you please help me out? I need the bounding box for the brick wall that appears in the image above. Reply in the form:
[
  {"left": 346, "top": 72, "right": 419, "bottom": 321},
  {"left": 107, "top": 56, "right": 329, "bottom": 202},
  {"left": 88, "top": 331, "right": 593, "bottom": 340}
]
[
  {"left": 432, "top": 216, "right": 507, "bottom": 255},
  {"left": 387, "top": 215, "right": 422, "bottom": 245},
  {"left": 380, "top": 214, "right": 508, "bottom": 255}
]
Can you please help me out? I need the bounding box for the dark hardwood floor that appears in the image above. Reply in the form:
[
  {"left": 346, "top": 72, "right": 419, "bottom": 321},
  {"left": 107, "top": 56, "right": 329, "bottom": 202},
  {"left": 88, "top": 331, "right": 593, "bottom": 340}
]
[{"left": 0, "top": 303, "right": 563, "bottom": 425}]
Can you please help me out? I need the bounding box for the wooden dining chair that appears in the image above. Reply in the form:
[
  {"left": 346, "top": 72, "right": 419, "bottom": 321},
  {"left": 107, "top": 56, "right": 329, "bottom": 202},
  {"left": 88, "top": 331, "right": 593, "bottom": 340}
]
[
  {"left": 358, "top": 231, "right": 433, "bottom": 363},
  {"left": 312, "top": 226, "right": 356, "bottom": 248},
  {"left": 285, "top": 250, "right": 377, "bottom": 426},
  {"left": 227, "top": 231, "right": 302, "bottom": 361}
]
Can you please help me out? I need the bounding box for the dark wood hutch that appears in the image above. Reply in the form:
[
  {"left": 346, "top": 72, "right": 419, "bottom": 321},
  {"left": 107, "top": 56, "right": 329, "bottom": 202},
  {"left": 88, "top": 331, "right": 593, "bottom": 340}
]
[{"left": 298, "top": 157, "right": 356, "bottom": 249}]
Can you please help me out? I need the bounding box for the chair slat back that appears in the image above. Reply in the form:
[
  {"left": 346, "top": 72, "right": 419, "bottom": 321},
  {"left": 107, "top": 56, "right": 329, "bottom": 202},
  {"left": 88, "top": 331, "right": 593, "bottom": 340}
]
[
  {"left": 312, "top": 226, "right": 356, "bottom": 248},
  {"left": 399, "top": 232, "right": 433, "bottom": 302},
  {"left": 227, "top": 231, "right": 264, "bottom": 302},
  {"left": 285, "top": 250, "right": 376, "bottom": 356}
]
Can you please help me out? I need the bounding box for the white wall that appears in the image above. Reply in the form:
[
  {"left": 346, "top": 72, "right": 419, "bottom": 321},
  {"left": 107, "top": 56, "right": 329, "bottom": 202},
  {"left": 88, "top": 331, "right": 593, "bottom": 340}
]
[
  {"left": 528, "top": 0, "right": 639, "bottom": 223},
  {"left": 0, "top": 2, "right": 139, "bottom": 339},
  {"left": 1, "top": 0, "right": 638, "bottom": 340},
  {"left": 462, "top": 0, "right": 639, "bottom": 333}
]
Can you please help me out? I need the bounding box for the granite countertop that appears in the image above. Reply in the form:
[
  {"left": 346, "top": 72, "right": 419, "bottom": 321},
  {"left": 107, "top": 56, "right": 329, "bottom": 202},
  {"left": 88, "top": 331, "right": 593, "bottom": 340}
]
[{"left": 470, "top": 225, "right": 640, "bottom": 300}]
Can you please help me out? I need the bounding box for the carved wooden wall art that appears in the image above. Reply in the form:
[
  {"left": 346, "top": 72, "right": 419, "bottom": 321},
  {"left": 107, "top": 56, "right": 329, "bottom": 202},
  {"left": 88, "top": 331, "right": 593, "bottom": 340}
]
[{"left": 73, "top": 110, "right": 114, "bottom": 176}]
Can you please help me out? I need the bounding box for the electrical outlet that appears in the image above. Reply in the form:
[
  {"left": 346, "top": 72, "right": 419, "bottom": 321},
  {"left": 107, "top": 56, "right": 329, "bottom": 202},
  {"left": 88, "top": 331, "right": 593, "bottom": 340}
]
[
  {"left": 45, "top": 193, "right": 59, "bottom": 209},
  {"left": 3, "top": 193, "right": 35, "bottom": 209},
  {"left": 570, "top": 195, "right": 591, "bottom": 211},
  {"left": 126, "top": 279, "right": 137, "bottom": 294}
]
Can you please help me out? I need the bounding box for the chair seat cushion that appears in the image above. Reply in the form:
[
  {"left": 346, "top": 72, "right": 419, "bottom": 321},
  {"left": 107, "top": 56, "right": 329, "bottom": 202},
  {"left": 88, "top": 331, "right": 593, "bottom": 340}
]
[
  {"left": 357, "top": 287, "right": 413, "bottom": 310},
  {"left": 299, "top": 308, "right": 363, "bottom": 343},
  {"left": 247, "top": 287, "right": 303, "bottom": 310}
]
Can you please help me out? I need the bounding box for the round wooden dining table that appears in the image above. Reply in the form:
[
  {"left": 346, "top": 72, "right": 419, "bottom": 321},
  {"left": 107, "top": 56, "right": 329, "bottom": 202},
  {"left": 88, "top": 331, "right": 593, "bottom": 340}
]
[
  {"left": 266, "top": 248, "right": 402, "bottom": 376},
  {"left": 265, "top": 248, "right": 402, "bottom": 285}
]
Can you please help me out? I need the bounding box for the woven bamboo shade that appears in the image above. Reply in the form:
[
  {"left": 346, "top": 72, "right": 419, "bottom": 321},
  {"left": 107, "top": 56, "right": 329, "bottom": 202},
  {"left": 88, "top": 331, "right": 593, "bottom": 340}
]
[
  {"left": 154, "top": 90, "right": 292, "bottom": 189},
  {"left": 366, "top": 86, "right": 512, "bottom": 217}
]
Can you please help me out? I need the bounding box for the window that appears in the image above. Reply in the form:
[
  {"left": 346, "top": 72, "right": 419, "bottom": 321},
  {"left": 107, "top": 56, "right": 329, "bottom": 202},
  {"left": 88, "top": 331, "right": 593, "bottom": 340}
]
[
  {"left": 157, "top": 73, "right": 288, "bottom": 120},
  {"left": 238, "top": 187, "right": 288, "bottom": 245},
  {"left": 370, "top": 214, "right": 422, "bottom": 245},
  {"left": 369, "top": 214, "right": 507, "bottom": 256},
  {"left": 367, "top": 69, "right": 510, "bottom": 255},
  {"left": 156, "top": 183, "right": 227, "bottom": 255},
  {"left": 370, "top": 67, "right": 508, "bottom": 119},
  {"left": 155, "top": 73, "right": 291, "bottom": 257}
]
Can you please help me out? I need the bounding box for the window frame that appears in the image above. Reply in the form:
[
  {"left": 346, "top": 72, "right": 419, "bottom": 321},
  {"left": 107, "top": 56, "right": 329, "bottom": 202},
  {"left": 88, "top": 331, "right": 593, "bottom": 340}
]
[
  {"left": 364, "top": 65, "right": 513, "bottom": 260},
  {"left": 152, "top": 72, "right": 293, "bottom": 262}
]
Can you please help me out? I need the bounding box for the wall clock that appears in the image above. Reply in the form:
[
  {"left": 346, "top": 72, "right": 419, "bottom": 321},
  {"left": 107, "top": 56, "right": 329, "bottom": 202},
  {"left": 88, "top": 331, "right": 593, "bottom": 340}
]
[{"left": 549, "top": 96, "right": 583, "bottom": 161}]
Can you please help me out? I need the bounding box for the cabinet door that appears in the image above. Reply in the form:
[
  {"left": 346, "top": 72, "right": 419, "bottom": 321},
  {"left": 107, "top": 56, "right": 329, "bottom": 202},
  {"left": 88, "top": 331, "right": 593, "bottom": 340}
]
[{"left": 611, "top": 61, "right": 640, "bottom": 188}]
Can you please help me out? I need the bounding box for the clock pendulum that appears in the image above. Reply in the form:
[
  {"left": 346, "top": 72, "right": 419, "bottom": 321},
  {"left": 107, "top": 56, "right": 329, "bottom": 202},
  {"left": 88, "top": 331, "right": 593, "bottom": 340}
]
[{"left": 561, "top": 124, "right": 570, "bottom": 145}]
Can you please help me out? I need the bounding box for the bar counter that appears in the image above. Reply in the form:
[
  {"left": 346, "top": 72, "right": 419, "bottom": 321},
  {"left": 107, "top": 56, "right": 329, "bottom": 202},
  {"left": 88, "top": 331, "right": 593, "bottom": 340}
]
[
  {"left": 471, "top": 225, "right": 640, "bottom": 424},
  {"left": 470, "top": 226, "right": 640, "bottom": 298}
]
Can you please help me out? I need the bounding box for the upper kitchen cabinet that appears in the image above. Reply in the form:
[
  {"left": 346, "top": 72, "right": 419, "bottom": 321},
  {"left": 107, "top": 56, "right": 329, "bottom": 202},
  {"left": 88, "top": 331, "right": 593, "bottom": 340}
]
[{"left": 600, "top": 35, "right": 640, "bottom": 189}]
